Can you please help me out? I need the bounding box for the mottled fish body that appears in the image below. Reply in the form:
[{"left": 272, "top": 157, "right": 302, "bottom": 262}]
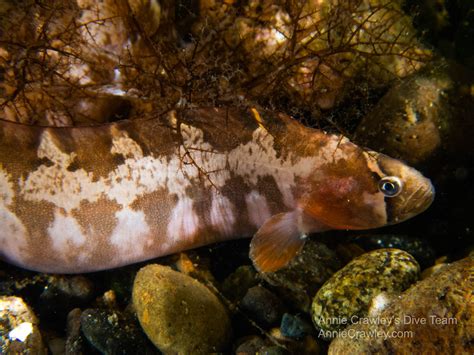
[{"left": 0, "top": 108, "right": 434, "bottom": 273}]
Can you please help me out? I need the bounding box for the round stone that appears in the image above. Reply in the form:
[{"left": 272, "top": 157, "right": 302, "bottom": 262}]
[
  {"left": 311, "top": 248, "right": 420, "bottom": 336},
  {"left": 0, "top": 296, "right": 46, "bottom": 354},
  {"left": 132, "top": 264, "right": 232, "bottom": 353},
  {"left": 329, "top": 255, "right": 474, "bottom": 354}
]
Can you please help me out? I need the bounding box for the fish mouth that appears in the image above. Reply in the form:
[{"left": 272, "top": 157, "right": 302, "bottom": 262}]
[
  {"left": 388, "top": 178, "right": 435, "bottom": 224},
  {"left": 374, "top": 153, "right": 435, "bottom": 225}
]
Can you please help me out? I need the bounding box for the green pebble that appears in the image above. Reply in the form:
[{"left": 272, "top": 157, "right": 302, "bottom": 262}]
[{"left": 311, "top": 248, "right": 419, "bottom": 336}]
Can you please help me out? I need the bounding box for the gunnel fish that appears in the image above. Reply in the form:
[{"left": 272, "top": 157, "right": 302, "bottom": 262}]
[{"left": 0, "top": 107, "right": 434, "bottom": 273}]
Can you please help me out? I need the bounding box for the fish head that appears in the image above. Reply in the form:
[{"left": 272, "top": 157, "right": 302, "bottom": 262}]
[
  {"left": 249, "top": 147, "right": 435, "bottom": 274},
  {"left": 300, "top": 150, "right": 434, "bottom": 231},
  {"left": 373, "top": 152, "right": 435, "bottom": 225}
]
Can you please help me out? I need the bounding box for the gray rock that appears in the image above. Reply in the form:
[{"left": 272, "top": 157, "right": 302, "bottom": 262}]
[
  {"left": 221, "top": 265, "right": 259, "bottom": 302},
  {"left": 280, "top": 313, "right": 313, "bottom": 340},
  {"left": 234, "top": 336, "right": 267, "bottom": 354},
  {"left": 65, "top": 308, "right": 86, "bottom": 355},
  {"left": 240, "top": 286, "right": 285, "bottom": 327},
  {"left": 80, "top": 308, "right": 155, "bottom": 354}
]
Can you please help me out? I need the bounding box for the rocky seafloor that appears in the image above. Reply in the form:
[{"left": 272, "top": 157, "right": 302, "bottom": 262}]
[{"left": 1, "top": 0, "right": 473, "bottom": 354}]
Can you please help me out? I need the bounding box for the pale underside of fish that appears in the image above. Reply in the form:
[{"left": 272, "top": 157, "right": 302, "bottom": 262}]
[{"left": 0, "top": 107, "right": 434, "bottom": 273}]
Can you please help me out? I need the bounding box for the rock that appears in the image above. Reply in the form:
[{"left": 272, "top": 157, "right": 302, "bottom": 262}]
[
  {"left": 408, "top": 0, "right": 474, "bottom": 69},
  {"left": 267, "top": 327, "right": 322, "bottom": 355},
  {"left": 240, "top": 286, "right": 285, "bottom": 327},
  {"left": 39, "top": 275, "right": 95, "bottom": 322},
  {"left": 221, "top": 265, "right": 259, "bottom": 303},
  {"left": 234, "top": 333, "right": 320, "bottom": 355},
  {"left": 234, "top": 336, "right": 267, "bottom": 354},
  {"left": 293, "top": 336, "right": 321, "bottom": 355},
  {"left": 80, "top": 308, "right": 155, "bottom": 354},
  {"left": 355, "top": 62, "right": 474, "bottom": 166},
  {"left": 421, "top": 260, "right": 448, "bottom": 279},
  {"left": 47, "top": 337, "right": 66, "bottom": 355},
  {"left": 258, "top": 345, "right": 291, "bottom": 355},
  {"left": 0, "top": 296, "right": 46, "bottom": 354},
  {"left": 354, "top": 234, "right": 436, "bottom": 268},
  {"left": 0, "top": 268, "right": 47, "bottom": 297},
  {"left": 132, "top": 264, "right": 232, "bottom": 354},
  {"left": 173, "top": 252, "right": 217, "bottom": 286},
  {"left": 259, "top": 239, "right": 342, "bottom": 312},
  {"left": 329, "top": 256, "right": 474, "bottom": 354},
  {"left": 97, "top": 290, "right": 119, "bottom": 309},
  {"left": 280, "top": 313, "right": 313, "bottom": 340},
  {"left": 333, "top": 243, "right": 366, "bottom": 265},
  {"left": 355, "top": 64, "right": 452, "bottom": 165},
  {"left": 312, "top": 249, "right": 420, "bottom": 336},
  {"left": 65, "top": 308, "right": 86, "bottom": 355}
]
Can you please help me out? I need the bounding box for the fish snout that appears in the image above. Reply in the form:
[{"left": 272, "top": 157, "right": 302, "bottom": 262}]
[
  {"left": 386, "top": 175, "right": 435, "bottom": 224},
  {"left": 375, "top": 153, "right": 435, "bottom": 225}
]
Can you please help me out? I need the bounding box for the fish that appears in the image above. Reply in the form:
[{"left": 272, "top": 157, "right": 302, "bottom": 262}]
[{"left": 0, "top": 107, "right": 434, "bottom": 273}]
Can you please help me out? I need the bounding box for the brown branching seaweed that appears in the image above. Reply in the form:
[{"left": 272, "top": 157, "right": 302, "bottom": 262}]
[
  {"left": 192, "top": 0, "right": 432, "bottom": 117},
  {"left": 0, "top": 0, "right": 432, "bottom": 128}
]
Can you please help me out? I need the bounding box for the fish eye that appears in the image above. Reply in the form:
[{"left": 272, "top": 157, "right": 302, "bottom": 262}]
[{"left": 378, "top": 176, "right": 403, "bottom": 197}]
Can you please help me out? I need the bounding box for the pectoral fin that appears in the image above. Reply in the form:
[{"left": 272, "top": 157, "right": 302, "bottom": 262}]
[{"left": 249, "top": 211, "right": 307, "bottom": 273}]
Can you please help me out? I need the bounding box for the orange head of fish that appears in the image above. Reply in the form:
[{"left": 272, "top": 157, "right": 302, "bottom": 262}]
[{"left": 299, "top": 149, "right": 435, "bottom": 231}]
